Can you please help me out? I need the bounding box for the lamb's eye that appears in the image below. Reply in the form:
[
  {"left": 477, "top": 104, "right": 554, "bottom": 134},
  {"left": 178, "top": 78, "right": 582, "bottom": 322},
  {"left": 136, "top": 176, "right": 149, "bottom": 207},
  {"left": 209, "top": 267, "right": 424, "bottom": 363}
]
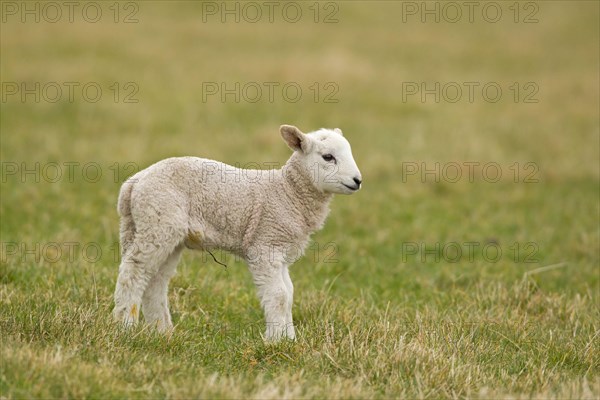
[{"left": 322, "top": 154, "right": 335, "bottom": 163}]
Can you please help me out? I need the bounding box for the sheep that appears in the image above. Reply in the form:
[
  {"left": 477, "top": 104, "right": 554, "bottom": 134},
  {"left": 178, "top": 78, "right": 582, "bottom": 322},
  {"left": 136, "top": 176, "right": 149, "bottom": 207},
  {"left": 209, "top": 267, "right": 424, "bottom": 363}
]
[{"left": 112, "top": 124, "right": 362, "bottom": 341}]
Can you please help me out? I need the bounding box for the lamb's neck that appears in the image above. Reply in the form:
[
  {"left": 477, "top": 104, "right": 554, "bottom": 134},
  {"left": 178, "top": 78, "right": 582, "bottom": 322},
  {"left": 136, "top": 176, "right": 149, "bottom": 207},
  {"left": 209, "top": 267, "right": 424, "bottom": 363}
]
[{"left": 280, "top": 154, "right": 333, "bottom": 233}]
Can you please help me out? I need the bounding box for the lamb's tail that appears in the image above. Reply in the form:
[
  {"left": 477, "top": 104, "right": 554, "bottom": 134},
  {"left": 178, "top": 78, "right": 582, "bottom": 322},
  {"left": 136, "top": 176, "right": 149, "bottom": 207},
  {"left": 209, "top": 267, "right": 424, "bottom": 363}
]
[{"left": 117, "top": 177, "right": 137, "bottom": 258}]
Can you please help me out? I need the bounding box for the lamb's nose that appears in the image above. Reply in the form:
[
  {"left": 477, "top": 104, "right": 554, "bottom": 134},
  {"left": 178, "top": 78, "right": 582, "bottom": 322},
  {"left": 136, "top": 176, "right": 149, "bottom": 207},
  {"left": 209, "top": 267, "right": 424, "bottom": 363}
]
[{"left": 353, "top": 177, "right": 362, "bottom": 186}]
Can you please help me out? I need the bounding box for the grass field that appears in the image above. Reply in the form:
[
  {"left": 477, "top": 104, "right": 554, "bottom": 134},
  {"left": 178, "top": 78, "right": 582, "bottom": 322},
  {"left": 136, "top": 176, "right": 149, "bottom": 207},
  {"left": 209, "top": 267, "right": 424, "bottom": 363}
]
[{"left": 1, "top": 1, "right": 599, "bottom": 398}]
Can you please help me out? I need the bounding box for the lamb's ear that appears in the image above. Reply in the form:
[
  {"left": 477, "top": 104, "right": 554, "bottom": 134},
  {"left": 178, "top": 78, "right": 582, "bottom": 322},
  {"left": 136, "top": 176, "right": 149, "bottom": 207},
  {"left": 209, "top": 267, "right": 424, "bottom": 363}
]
[
  {"left": 280, "top": 125, "right": 312, "bottom": 153},
  {"left": 334, "top": 128, "right": 344, "bottom": 136}
]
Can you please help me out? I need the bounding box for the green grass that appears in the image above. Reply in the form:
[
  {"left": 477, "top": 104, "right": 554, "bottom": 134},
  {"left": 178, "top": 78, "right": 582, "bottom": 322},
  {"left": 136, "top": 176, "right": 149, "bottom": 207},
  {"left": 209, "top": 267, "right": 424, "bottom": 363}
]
[{"left": 1, "top": 1, "right": 599, "bottom": 398}]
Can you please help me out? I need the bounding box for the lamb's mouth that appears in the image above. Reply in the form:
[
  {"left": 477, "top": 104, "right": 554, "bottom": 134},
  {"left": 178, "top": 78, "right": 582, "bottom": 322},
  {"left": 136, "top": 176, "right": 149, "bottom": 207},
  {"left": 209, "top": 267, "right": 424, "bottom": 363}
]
[{"left": 342, "top": 183, "right": 360, "bottom": 191}]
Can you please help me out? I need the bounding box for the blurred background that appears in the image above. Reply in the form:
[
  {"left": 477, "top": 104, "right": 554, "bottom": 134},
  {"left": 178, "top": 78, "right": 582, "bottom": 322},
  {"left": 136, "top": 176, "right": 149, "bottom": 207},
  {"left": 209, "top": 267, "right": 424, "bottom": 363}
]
[
  {"left": 1, "top": 1, "right": 598, "bottom": 397},
  {"left": 2, "top": 0, "right": 598, "bottom": 292}
]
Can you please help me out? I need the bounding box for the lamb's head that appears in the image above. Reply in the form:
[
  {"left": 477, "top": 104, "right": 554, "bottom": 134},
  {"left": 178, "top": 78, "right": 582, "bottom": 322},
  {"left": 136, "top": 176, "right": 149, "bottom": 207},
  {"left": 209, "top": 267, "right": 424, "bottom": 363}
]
[{"left": 281, "top": 124, "right": 362, "bottom": 195}]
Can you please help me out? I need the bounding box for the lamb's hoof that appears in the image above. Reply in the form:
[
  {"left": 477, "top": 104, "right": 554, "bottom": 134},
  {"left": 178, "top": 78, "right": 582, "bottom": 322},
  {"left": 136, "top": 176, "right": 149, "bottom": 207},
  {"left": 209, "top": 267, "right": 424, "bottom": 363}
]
[
  {"left": 152, "top": 320, "right": 174, "bottom": 336},
  {"left": 112, "top": 304, "right": 139, "bottom": 329},
  {"left": 264, "top": 325, "right": 296, "bottom": 342}
]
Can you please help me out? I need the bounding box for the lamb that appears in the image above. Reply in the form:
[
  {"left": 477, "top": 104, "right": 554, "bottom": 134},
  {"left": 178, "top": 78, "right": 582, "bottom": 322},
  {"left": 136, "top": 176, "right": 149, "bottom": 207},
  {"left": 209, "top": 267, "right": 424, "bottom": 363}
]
[{"left": 112, "top": 124, "right": 362, "bottom": 341}]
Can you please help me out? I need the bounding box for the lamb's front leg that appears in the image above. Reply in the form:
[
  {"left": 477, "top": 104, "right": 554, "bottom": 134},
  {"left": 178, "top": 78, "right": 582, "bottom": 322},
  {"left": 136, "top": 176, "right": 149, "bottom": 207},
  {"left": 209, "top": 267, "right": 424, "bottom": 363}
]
[
  {"left": 249, "top": 261, "right": 295, "bottom": 341},
  {"left": 281, "top": 265, "right": 296, "bottom": 339}
]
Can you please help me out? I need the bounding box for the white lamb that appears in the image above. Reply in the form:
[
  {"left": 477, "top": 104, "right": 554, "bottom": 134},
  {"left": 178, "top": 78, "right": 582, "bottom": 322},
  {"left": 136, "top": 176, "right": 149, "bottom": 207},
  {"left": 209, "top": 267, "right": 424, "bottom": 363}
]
[{"left": 113, "top": 124, "right": 362, "bottom": 341}]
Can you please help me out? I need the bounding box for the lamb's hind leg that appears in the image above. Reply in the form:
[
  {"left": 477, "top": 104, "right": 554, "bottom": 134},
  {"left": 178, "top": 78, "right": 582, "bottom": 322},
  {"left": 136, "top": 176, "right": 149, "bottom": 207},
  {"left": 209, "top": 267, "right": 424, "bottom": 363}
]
[
  {"left": 113, "top": 228, "right": 185, "bottom": 328},
  {"left": 141, "top": 244, "right": 183, "bottom": 332}
]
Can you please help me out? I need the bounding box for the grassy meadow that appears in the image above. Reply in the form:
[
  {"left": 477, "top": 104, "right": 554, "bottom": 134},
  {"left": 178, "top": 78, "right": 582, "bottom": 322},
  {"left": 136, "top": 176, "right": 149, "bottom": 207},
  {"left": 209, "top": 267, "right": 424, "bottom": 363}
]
[{"left": 1, "top": 1, "right": 599, "bottom": 398}]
